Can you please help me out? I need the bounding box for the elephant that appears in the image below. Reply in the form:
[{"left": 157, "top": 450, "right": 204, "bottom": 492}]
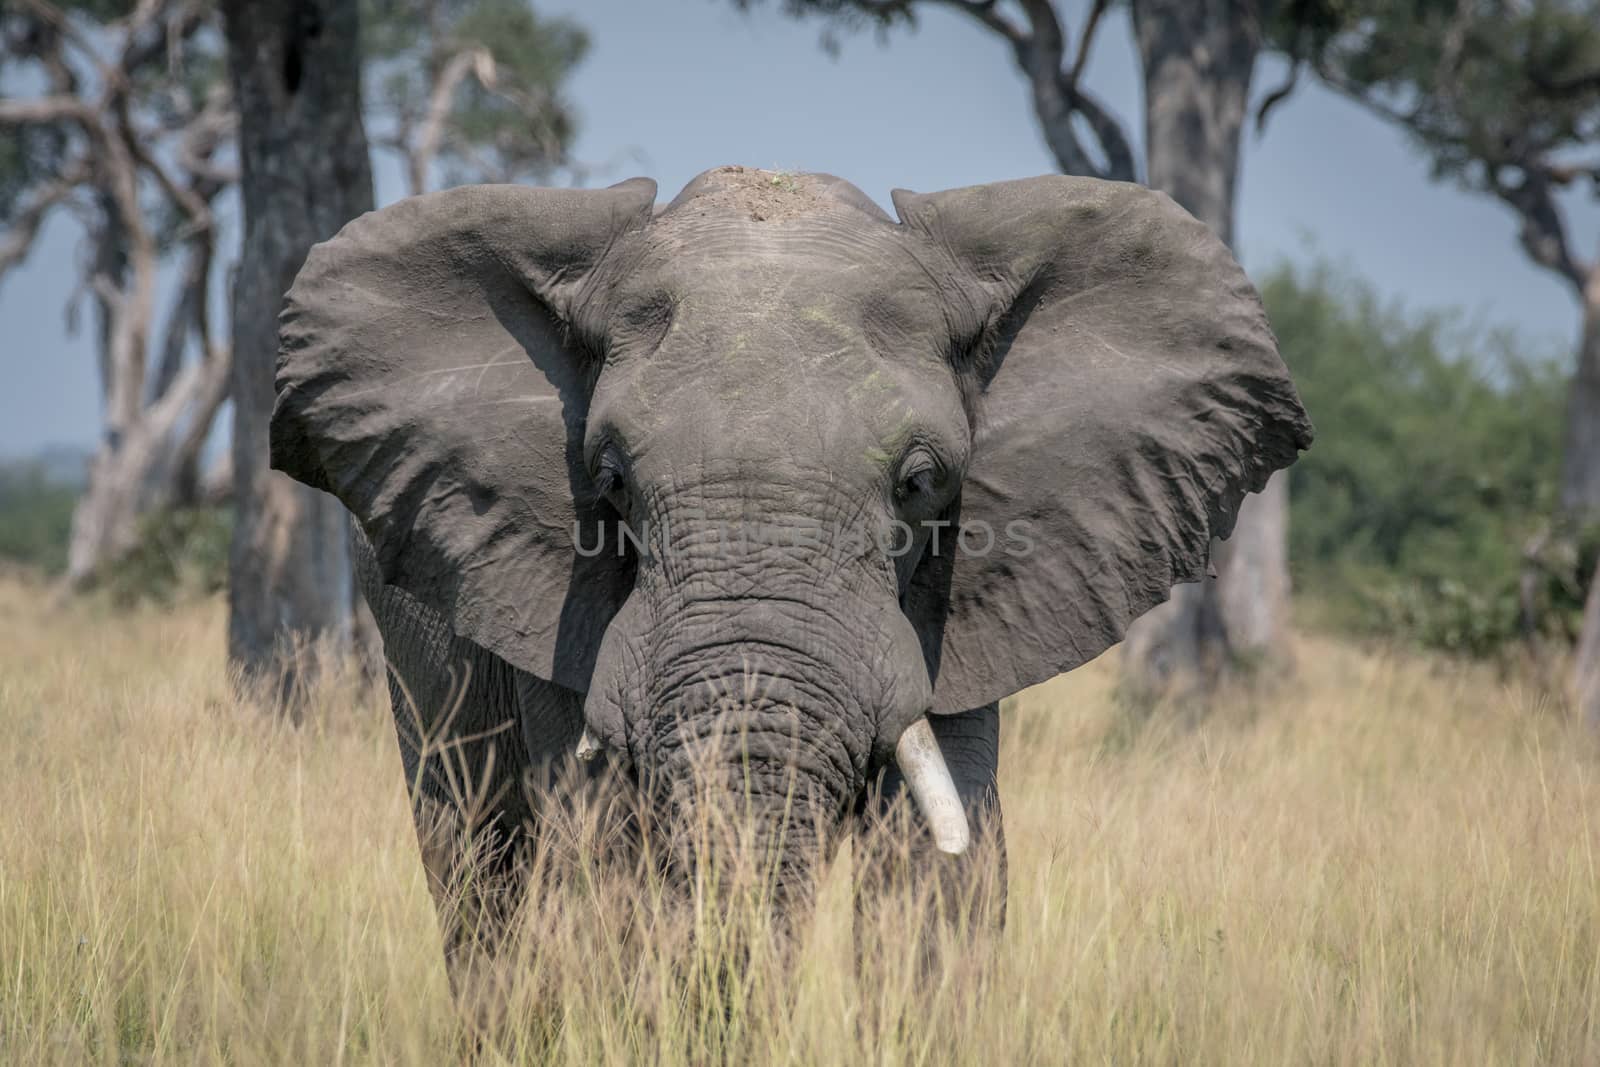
[{"left": 269, "top": 165, "right": 1313, "bottom": 992}]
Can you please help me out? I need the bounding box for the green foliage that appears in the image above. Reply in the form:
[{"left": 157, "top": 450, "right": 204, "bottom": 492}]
[
  {"left": 0, "top": 4, "right": 228, "bottom": 238},
  {"left": 1270, "top": 260, "right": 1592, "bottom": 655},
  {"left": 0, "top": 453, "right": 229, "bottom": 599},
  {"left": 362, "top": 0, "right": 588, "bottom": 186},
  {"left": 0, "top": 100, "right": 69, "bottom": 223},
  {"left": 0, "top": 464, "right": 78, "bottom": 574},
  {"left": 1280, "top": 0, "right": 1600, "bottom": 189},
  {"left": 97, "top": 506, "right": 232, "bottom": 607}
]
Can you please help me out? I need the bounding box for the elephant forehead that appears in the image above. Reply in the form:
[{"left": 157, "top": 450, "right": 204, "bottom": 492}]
[
  {"left": 593, "top": 320, "right": 946, "bottom": 483},
  {"left": 617, "top": 240, "right": 953, "bottom": 368},
  {"left": 641, "top": 201, "right": 937, "bottom": 301},
  {"left": 623, "top": 325, "right": 901, "bottom": 434},
  {"left": 594, "top": 214, "right": 968, "bottom": 465},
  {"left": 670, "top": 286, "right": 879, "bottom": 365}
]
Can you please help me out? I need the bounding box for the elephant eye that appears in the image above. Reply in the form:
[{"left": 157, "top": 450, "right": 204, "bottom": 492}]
[
  {"left": 895, "top": 451, "right": 939, "bottom": 503},
  {"left": 593, "top": 449, "right": 629, "bottom": 510}
]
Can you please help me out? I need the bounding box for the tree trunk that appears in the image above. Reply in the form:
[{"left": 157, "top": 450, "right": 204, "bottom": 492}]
[
  {"left": 1212, "top": 471, "right": 1291, "bottom": 656},
  {"left": 66, "top": 355, "right": 231, "bottom": 583},
  {"left": 1577, "top": 561, "right": 1600, "bottom": 731},
  {"left": 1120, "top": 0, "right": 1288, "bottom": 696},
  {"left": 1561, "top": 278, "right": 1600, "bottom": 520},
  {"left": 222, "top": 0, "right": 373, "bottom": 699},
  {"left": 1569, "top": 276, "right": 1600, "bottom": 731},
  {"left": 67, "top": 140, "right": 215, "bottom": 584}
]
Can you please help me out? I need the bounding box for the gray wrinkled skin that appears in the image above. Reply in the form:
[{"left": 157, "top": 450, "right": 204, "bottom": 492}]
[{"left": 271, "top": 166, "right": 1313, "bottom": 975}]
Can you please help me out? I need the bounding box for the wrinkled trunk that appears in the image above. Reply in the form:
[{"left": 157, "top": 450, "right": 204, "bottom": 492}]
[
  {"left": 640, "top": 617, "right": 858, "bottom": 868},
  {"left": 637, "top": 643, "right": 850, "bottom": 918},
  {"left": 222, "top": 0, "right": 374, "bottom": 697},
  {"left": 594, "top": 498, "right": 927, "bottom": 906},
  {"left": 1120, "top": 0, "right": 1288, "bottom": 696},
  {"left": 661, "top": 739, "right": 833, "bottom": 897}
]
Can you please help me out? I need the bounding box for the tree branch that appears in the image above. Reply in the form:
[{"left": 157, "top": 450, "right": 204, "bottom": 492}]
[
  {"left": 1254, "top": 57, "right": 1300, "bottom": 136},
  {"left": 1310, "top": 61, "right": 1420, "bottom": 128},
  {"left": 17, "top": 0, "right": 115, "bottom": 84},
  {"left": 150, "top": 89, "right": 231, "bottom": 401},
  {"left": 941, "top": 0, "right": 1135, "bottom": 180},
  {"left": 0, "top": 95, "right": 96, "bottom": 124},
  {"left": 1493, "top": 168, "right": 1592, "bottom": 294},
  {"left": 173, "top": 88, "right": 240, "bottom": 187},
  {"left": 0, "top": 165, "right": 83, "bottom": 281},
  {"left": 5, "top": 4, "right": 82, "bottom": 97},
  {"left": 1061, "top": 84, "right": 1138, "bottom": 180},
  {"left": 113, "top": 0, "right": 177, "bottom": 77},
  {"left": 923, "top": 0, "right": 1027, "bottom": 47},
  {"left": 1531, "top": 68, "right": 1600, "bottom": 99},
  {"left": 1066, "top": 0, "right": 1109, "bottom": 95},
  {"left": 407, "top": 46, "right": 495, "bottom": 195}
]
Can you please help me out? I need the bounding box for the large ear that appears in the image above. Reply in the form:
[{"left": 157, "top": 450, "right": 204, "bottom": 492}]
[
  {"left": 271, "top": 178, "right": 657, "bottom": 691},
  {"left": 894, "top": 176, "right": 1314, "bottom": 713}
]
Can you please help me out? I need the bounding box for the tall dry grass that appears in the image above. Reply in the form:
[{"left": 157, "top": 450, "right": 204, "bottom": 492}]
[{"left": 2, "top": 569, "right": 1598, "bottom": 1064}]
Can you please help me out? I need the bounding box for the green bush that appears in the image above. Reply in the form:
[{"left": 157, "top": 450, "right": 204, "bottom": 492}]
[
  {"left": 1267, "top": 260, "right": 1589, "bottom": 655},
  {"left": 0, "top": 463, "right": 78, "bottom": 574},
  {"left": 99, "top": 506, "right": 232, "bottom": 606}
]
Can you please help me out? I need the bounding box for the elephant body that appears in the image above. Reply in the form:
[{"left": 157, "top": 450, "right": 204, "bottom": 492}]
[
  {"left": 272, "top": 165, "right": 1311, "bottom": 988},
  {"left": 352, "top": 515, "right": 1004, "bottom": 971}
]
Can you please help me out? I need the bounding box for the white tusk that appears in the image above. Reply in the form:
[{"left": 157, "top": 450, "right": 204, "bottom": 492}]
[
  {"left": 894, "top": 717, "right": 971, "bottom": 856},
  {"left": 576, "top": 726, "right": 602, "bottom": 762}
]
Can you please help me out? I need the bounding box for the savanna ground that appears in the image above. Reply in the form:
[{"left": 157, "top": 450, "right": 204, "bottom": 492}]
[{"left": 2, "top": 569, "right": 1598, "bottom": 1065}]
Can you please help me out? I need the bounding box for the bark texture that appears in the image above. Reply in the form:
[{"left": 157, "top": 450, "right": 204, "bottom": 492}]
[
  {"left": 1563, "top": 285, "right": 1600, "bottom": 519},
  {"left": 1579, "top": 564, "right": 1600, "bottom": 731},
  {"left": 1119, "top": 0, "right": 1292, "bottom": 694},
  {"left": 1570, "top": 285, "right": 1600, "bottom": 730},
  {"left": 68, "top": 355, "right": 232, "bottom": 579},
  {"left": 222, "top": 0, "right": 374, "bottom": 695}
]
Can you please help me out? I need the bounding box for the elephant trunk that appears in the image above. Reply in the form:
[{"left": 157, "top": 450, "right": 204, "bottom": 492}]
[
  {"left": 579, "top": 502, "right": 972, "bottom": 901},
  {"left": 637, "top": 645, "right": 855, "bottom": 906}
]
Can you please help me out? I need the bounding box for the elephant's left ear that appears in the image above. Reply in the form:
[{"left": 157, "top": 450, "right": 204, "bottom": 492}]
[
  {"left": 894, "top": 176, "right": 1314, "bottom": 713},
  {"left": 271, "top": 178, "right": 657, "bottom": 692}
]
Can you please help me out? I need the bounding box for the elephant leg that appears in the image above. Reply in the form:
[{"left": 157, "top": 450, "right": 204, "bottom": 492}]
[
  {"left": 351, "top": 522, "right": 535, "bottom": 1024},
  {"left": 853, "top": 702, "right": 1006, "bottom": 958}
]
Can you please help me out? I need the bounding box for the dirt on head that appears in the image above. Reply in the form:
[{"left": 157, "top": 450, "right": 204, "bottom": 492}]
[{"left": 683, "top": 165, "right": 831, "bottom": 222}]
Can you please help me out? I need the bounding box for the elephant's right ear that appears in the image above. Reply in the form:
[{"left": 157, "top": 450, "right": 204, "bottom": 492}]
[
  {"left": 271, "top": 179, "right": 657, "bottom": 691},
  {"left": 892, "top": 176, "right": 1313, "bottom": 712}
]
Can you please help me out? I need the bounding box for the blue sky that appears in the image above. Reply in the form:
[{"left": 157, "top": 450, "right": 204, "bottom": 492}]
[{"left": 2, "top": 0, "right": 1595, "bottom": 456}]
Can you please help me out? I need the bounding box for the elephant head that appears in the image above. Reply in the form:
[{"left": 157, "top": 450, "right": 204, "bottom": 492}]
[{"left": 271, "top": 166, "right": 1311, "bottom": 894}]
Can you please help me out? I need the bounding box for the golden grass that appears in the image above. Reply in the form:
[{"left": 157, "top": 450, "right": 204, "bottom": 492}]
[{"left": 2, "top": 570, "right": 1598, "bottom": 1064}]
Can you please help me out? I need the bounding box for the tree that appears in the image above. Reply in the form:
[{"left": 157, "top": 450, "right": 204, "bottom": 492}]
[
  {"left": 221, "top": 0, "right": 374, "bottom": 697},
  {"left": 733, "top": 0, "right": 1313, "bottom": 695},
  {"left": 362, "top": 0, "right": 590, "bottom": 194},
  {"left": 0, "top": 0, "right": 234, "bottom": 585},
  {"left": 1121, "top": 1, "right": 1287, "bottom": 693},
  {"left": 1284, "top": 0, "right": 1600, "bottom": 720},
  {"left": 1289, "top": 0, "right": 1600, "bottom": 519},
  {"left": 217, "top": 0, "right": 591, "bottom": 698},
  {"left": 1264, "top": 259, "right": 1584, "bottom": 657},
  {"left": 1578, "top": 568, "right": 1600, "bottom": 727},
  {"left": 3, "top": 0, "right": 591, "bottom": 696}
]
